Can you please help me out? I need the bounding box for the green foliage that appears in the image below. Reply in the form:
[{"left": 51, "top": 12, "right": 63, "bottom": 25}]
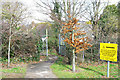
[
  {"left": 85, "top": 43, "right": 100, "bottom": 61},
  {"left": 35, "top": 39, "right": 43, "bottom": 61},
  {"left": 53, "top": 1, "right": 62, "bottom": 21},
  {"left": 48, "top": 24, "right": 59, "bottom": 53},
  {"left": 98, "top": 4, "right": 118, "bottom": 42},
  {"left": 104, "top": 4, "right": 118, "bottom": 15},
  {"left": 65, "top": 44, "right": 73, "bottom": 65},
  {"left": 48, "top": 1, "right": 62, "bottom": 53},
  {"left": 50, "top": 52, "right": 57, "bottom": 56},
  {"left": 85, "top": 4, "right": 119, "bottom": 62},
  {"left": 48, "top": 36, "right": 58, "bottom": 48},
  {"left": 37, "top": 40, "right": 43, "bottom": 52}
]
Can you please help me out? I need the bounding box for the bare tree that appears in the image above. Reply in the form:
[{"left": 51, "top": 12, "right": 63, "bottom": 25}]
[
  {"left": 82, "top": 0, "right": 111, "bottom": 62},
  {"left": 2, "top": 2, "right": 30, "bottom": 67},
  {"left": 35, "top": 0, "right": 87, "bottom": 28},
  {"left": 84, "top": 0, "right": 109, "bottom": 42}
]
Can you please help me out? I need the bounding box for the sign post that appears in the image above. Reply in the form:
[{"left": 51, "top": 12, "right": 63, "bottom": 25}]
[
  {"left": 100, "top": 43, "right": 118, "bottom": 78},
  {"left": 107, "top": 61, "right": 109, "bottom": 77},
  {"left": 107, "top": 42, "right": 110, "bottom": 78}
]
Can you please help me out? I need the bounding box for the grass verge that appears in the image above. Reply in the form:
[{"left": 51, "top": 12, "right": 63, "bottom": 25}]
[
  {"left": 0, "top": 63, "right": 27, "bottom": 78},
  {"left": 1, "top": 66, "right": 26, "bottom": 73},
  {"left": 50, "top": 56, "right": 118, "bottom": 78}
]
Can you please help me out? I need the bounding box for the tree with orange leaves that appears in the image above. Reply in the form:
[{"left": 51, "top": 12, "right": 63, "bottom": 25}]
[{"left": 61, "top": 11, "right": 92, "bottom": 72}]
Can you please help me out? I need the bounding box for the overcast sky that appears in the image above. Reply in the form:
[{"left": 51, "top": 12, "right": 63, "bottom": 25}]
[{"left": 18, "top": 0, "right": 120, "bottom": 24}]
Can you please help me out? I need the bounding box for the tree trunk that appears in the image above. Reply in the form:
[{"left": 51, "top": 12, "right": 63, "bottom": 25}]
[
  {"left": 72, "top": 27, "right": 75, "bottom": 72},
  {"left": 68, "top": 56, "right": 72, "bottom": 65},
  {"left": 8, "top": 36, "right": 11, "bottom": 67},
  {"left": 8, "top": 22, "right": 12, "bottom": 67},
  {"left": 72, "top": 49, "right": 75, "bottom": 72}
]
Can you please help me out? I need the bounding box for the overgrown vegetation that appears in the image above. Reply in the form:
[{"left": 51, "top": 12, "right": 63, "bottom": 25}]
[{"left": 1, "top": 2, "right": 45, "bottom": 65}]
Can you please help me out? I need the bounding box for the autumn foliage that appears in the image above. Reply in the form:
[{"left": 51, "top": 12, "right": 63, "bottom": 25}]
[{"left": 61, "top": 11, "right": 92, "bottom": 53}]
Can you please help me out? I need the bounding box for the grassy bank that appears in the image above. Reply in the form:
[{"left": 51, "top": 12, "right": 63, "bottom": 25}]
[
  {"left": 51, "top": 56, "right": 118, "bottom": 78},
  {"left": 0, "top": 63, "right": 27, "bottom": 78}
]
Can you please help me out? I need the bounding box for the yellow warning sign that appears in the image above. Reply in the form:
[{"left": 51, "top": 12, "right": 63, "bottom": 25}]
[{"left": 100, "top": 43, "right": 118, "bottom": 62}]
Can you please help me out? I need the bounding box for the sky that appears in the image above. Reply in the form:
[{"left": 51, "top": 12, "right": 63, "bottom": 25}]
[{"left": 4, "top": 0, "right": 120, "bottom": 24}]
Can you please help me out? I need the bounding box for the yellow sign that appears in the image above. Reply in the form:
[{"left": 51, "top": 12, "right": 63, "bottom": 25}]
[{"left": 100, "top": 43, "right": 118, "bottom": 62}]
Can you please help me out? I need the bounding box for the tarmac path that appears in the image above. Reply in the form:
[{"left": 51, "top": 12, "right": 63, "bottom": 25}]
[{"left": 25, "top": 56, "right": 57, "bottom": 78}]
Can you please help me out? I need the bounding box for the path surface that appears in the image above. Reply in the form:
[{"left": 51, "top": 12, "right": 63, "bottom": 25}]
[{"left": 25, "top": 56, "right": 57, "bottom": 78}]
